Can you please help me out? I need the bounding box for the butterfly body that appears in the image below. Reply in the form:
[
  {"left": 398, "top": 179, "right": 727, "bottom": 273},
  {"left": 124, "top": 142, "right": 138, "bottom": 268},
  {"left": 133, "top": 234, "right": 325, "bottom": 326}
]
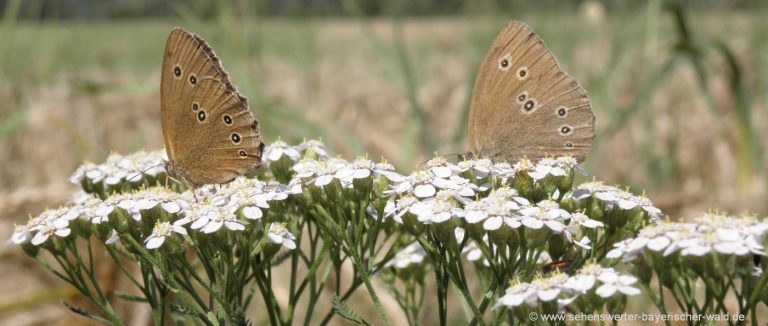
[
  {"left": 467, "top": 21, "right": 595, "bottom": 162},
  {"left": 161, "top": 28, "right": 264, "bottom": 189}
]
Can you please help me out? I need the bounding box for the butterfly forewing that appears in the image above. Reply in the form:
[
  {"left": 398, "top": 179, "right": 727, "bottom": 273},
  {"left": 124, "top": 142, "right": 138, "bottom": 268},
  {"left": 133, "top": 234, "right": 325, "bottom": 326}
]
[
  {"left": 160, "top": 28, "right": 264, "bottom": 188},
  {"left": 467, "top": 21, "right": 595, "bottom": 162}
]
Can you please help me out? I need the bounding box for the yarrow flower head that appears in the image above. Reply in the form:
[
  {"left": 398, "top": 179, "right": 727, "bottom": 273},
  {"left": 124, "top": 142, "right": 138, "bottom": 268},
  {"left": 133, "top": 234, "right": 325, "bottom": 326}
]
[
  {"left": 572, "top": 181, "right": 662, "bottom": 225},
  {"left": 193, "top": 177, "right": 294, "bottom": 220},
  {"left": 111, "top": 187, "right": 190, "bottom": 221},
  {"left": 12, "top": 207, "right": 79, "bottom": 246},
  {"left": 292, "top": 158, "right": 350, "bottom": 188},
  {"left": 494, "top": 263, "right": 640, "bottom": 311},
  {"left": 68, "top": 150, "right": 166, "bottom": 189},
  {"left": 606, "top": 212, "right": 768, "bottom": 262},
  {"left": 526, "top": 157, "right": 572, "bottom": 181}
]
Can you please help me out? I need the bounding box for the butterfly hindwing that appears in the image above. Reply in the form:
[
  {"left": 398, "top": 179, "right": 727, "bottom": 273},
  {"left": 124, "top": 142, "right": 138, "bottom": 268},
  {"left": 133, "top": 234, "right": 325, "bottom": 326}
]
[
  {"left": 160, "top": 28, "right": 263, "bottom": 188},
  {"left": 468, "top": 21, "right": 595, "bottom": 162}
]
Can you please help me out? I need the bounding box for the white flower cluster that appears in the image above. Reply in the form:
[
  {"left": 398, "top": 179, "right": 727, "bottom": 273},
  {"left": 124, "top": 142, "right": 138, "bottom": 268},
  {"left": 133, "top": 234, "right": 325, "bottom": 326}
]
[
  {"left": 262, "top": 139, "right": 329, "bottom": 167},
  {"left": 11, "top": 178, "right": 299, "bottom": 251},
  {"left": 572, "top": 181, "right": 662, "bottom": 223},
  {"left": 11, "top": 206, "right": 78, "bottom": 246},
  {"left": 68, "top": 150, "right": 166, "bottom": 187},
  {"left": 607, "top": 213, "right": 768, "bottom": 261},
  {"left": 291, "top": 156, "right": 397, "bottom": 189},
  {"left": 519, "top": 157, "right": 579, "bottom": 181},
  {"left": 494, "top": 263, "right": 640, "bottom": 311}
]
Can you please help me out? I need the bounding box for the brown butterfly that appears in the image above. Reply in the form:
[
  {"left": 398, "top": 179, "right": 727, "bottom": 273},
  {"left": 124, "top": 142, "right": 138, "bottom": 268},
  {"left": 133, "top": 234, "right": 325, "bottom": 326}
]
[
  {"left": 467, "top": 21, "right": 595, "bottom": 163},
  {"left": 161, "top": 28, "right": 264, "bottom": 189}
]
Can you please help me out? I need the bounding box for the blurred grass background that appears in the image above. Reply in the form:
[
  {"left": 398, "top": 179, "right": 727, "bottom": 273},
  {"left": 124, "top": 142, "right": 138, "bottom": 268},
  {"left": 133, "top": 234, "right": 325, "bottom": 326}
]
[{"left": 1, "top": 0, "right": 767, "bottom": 324}]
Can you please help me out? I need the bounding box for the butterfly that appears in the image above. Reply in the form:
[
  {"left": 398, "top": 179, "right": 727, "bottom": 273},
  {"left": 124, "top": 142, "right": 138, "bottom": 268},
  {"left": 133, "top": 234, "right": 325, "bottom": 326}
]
[
  {"left": 467, "top": 21, "right": 595, "bottom": 163},
  {"left": 160, "top": 28, "right": 264, "bottom": 189}
]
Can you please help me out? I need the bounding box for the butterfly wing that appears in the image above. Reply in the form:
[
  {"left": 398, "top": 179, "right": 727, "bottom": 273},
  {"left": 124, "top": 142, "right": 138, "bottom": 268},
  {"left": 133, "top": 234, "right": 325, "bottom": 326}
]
[
  {"left": 161, "top": 28, "right": 264, "bottom": 187},
  {"left": 467, "top": 21, "right": 595, "bottom": 162}
]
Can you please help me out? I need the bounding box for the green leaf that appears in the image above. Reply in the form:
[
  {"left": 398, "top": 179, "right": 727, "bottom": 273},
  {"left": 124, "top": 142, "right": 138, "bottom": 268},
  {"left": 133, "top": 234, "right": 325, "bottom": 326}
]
[
  {"left": 169, "top": 303, "right": 199, "bottom": 317},
  {"left": 115, "top": 292, "right": 148, "bottom": 303},
  {"left": 331, "top": 294, "right": 373, "bottom": 326},
  {"left": 60, "top": 300, "right": 112, "bottom": 324},
  {"left": 206, "top": 311, "right": 220, "bottom": 326}
]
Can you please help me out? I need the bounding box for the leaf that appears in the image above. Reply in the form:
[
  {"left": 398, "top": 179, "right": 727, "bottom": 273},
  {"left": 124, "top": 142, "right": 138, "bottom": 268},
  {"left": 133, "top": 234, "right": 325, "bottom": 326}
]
[
  {"left": 60, "top": 300, "right": 112, "bottom": 324},
  {"left": 331, "top": 294, "right": 373, "bottom": 326},
  {"left": 169, "top": 303, "right": 199, "bottom": 317},
  {"left": 115, "top": 292, "right": 148, "bottom": 302},
  {"left": 206, "top": 311, "right": 220, "bottom": 326}
]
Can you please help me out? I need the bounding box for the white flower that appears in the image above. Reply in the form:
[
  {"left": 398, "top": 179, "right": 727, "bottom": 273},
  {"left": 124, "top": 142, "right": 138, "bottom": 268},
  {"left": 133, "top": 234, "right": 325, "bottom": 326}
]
[
  {"left": 267, "top": 223, "right": 297, "bottom": 250},
  {"left": 432, "top": 175, "right": 484, "bottom": 197},
  {"left": 175, "top": 204, "right": 218, "bottom": 228},
  {"left": 456, "top": 159, "right": 494, "bottom": 179},
  {"left": 373, "top": 161, "right": 405, "bottom": 182},
  {"left": 409, "top": 190, "right": 464, "bottom": 224},
  {"left": 386, "top": 196, "right": 420, "bottom": 223},
  {"left": 184, "top": 205, "right": 243, "bottom": 234},
  {"left": 532, "top": 273, "right": 570, "bottom": 302},
  {"left": 462, "top": 240, "right": 484, "bottom": 262},
  {"left": 263, "top": 140, "right": 301, "bottom": 164},
  {"left": 11, "top": 224, "right": 34, "bottom": 245},
  {"left": 31, "top": 218, "right": 71, "bottom": 245},
  {"left": 572, "top": 181, "right": 662, "bottom": 224},
  {"left": 425, "top": 157, "right": 459, "bottom": 178},
  {"left": 69, "top": 151, "right": 166, "bottom": 187},
  {"left": 67, "top": 193, "right": 115, "bottom": 224},
  {"left": 334, "top": 158, "right": 374, "bottom": 187},
  {"left": 563, "top": 263, "right": 603, "bottom": 293},
  {"left": 606, "top": 214, "right": 768, "bottom": 261},
  {"left": 494, "top": 283, "right": 538, "bottom": 309},
  {"left": 527, "top": 158, "right": 566, "bottom": 180},
  {"left": 386, "top": 170, "right": 432, "bottom": 197},
  {"left": 12, "top": 207, "right": 79, "bottom": 246},
  {"left": 293, "top": 158, "right": 348, "bottom": 187},
  {"left": 203, "top": 209, "right": 246, "bottom": 233},
  {"left": 385, "top": 242, "right": 426, "bottom": 269},
  {"left": 145, "top": 221, "right": 188, "bottom": 249},
  {"left": 569, "top": 212, "right": 603, "bottom": 229},
  {"left": 490, "top": 162, "right": 516, "bottom": 181},
  {"left": 112, "top": 188, "right": 189, "bottom": 221},
  {"left": 595, "top": 271, "right": 640, "bottom": 297},
  {"left": 105, "top": 230, "right": 120, "bottom": 245},
  {"left": 295, "top": 139, "right": 328, "bottom": 158},
  {"left": 518, "top": 200, "right": 570, "bottom": 233}
]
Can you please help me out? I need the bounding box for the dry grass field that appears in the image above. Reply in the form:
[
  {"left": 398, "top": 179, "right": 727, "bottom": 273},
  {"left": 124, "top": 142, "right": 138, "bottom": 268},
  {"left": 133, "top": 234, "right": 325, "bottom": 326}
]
[{"left": 1, "top": 6, "right": 767, "bottom": 324}]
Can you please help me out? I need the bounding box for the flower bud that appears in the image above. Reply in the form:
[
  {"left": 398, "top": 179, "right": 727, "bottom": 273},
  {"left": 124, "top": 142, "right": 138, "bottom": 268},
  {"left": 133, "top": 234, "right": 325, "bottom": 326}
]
[
  {"left": 555, "top": 168, "right": 575, "bottom": 195},
  {"left": 402, "top": 213, "right": 424, "bottom": 236},
  {"left": 20, "top": 242, "right": 39, "bottom": 258},
  {"left": 71, "top": 218, "right": 92, "bottom": 239},
  {"left": 512, "top": 170, "right": 534, "bottom": 198}
]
